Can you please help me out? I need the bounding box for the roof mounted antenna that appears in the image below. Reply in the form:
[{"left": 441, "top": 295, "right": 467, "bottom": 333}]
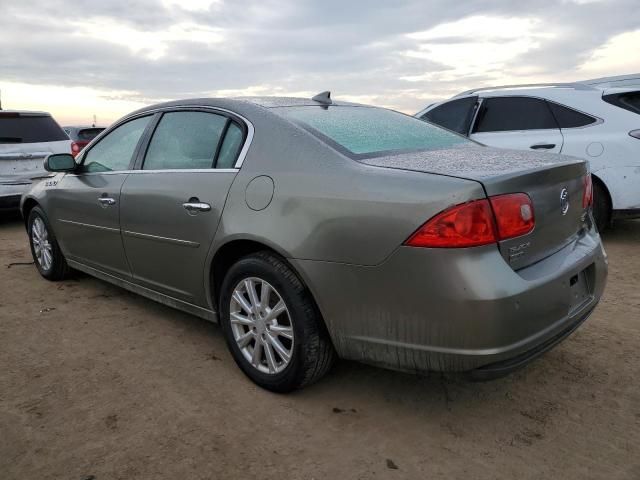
[{"left": 312, "top": 91, "right": 332, "bottom": 105}]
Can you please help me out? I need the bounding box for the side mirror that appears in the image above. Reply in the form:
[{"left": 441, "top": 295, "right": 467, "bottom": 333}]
[{"left": 44, "top": 153, "right": 76, "bottom": 172}]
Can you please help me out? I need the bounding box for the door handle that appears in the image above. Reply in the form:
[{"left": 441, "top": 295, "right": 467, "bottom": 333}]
[
  {"left": 98, "top": 197, "right": 116, "bottom": 206},
  {"left": 530, "top": 143, "right": 556, "bottom": 150},
  {"left": 183, "top": 200, "right": 211, "bottom": 213}
]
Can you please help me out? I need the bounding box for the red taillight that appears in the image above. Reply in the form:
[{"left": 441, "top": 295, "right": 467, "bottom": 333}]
[
  {"left": 404, "top": 199, "right": 497, "bottom": 248},
  {"left": 489, "top": 193, "right": 535, "bottom": 240},
  {"left": 582, "top": 175, "right": 593, "bottom": 209},
  {"left": 71, "top": 142, "right": 81, "bottom": 158},
  {"left": 405, "top": 193, "right": 535, "bottom": 248}
]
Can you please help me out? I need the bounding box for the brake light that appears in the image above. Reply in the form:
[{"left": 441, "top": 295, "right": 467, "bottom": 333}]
[
  {"left": 582, "top": 175, "right": 593, "bottom": 209},
  {"left": 405, "top": 193, "right": 535, "bottom": 248},
  {"left": 490, "top": 193, "right": 535, "bottom": 240},
  {"left": 404, "top": 199, "right": 497, "bottom": 248},
  {"left": 71, "top": 142, "right": 81, "bottom": 158}
]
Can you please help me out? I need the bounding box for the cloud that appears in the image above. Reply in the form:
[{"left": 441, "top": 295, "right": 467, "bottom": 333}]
[{"left": 1, "top": 0, "right": 639, "bottom": 123}]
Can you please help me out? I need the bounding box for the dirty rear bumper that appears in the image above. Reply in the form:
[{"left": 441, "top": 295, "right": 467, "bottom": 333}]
[{"left": 292, "top": 226, "right": 607, "bottom": 375}]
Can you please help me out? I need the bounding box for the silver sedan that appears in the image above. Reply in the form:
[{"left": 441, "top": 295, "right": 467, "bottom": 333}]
[{"left": 21, "top": 93, "right": 607, "bottom": 391}]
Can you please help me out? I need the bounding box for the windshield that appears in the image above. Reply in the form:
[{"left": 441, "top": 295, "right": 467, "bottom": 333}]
[{"left": 277, "top": 105, "right": 472, "bottom": 157}]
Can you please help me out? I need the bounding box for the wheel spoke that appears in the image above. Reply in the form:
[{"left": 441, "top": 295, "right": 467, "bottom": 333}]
[
  {"left": 260, "top": 282, "right": 272, "bottom": 310},
  {"left": 251, "top": 340, "right": 263, "bottom": 367},
  {"left": 269, "top": 324, "right": 293, "bottom": 340},
  {"left": 244, "top": 279, "right": 260, "bottom": 310},
  {"left": 236, "top": 330, "right": 254, "bottom": 348},
  {"left": 263, "top": 341, "right": 277, "bottom": 373},
  {"left": 266, "top": 333, "right": 290, "bottom": 362},
  {"left": 230, "top": 312, "right": 254, "bottom": 326},
  {"left": 232, "top": 291, "right": 253, "bottom": 314},
  {"left": 264, "top": 300, "right": 286, "bottom": 322}
]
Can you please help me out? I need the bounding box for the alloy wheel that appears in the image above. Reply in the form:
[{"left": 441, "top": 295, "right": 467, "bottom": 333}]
[
  {"left": 32, "top": 217, "right": 53, "bottom": 271},
  {"left": 229, "top": 277, "right": 294, "bottom": 374}
]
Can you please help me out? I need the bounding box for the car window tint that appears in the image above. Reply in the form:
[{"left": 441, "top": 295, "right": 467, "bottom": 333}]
[
  {"left": 279, "top": 106, "right": 470, "bottom": 157},
  {"left": 547, "top": 102, "right": 597, "bottom": 128},
  {"left": 83, "top": 116, "right": 151, "bottom": 173},
  {"left": 603, "top": 91, "right": 640, "bottom": 115},
  {"left": 144, "top": 111, "right": 227, "bottom": 170},
  {"left": 216, "top": 122, "right": 244, "bottom": 169},
  {"left": 473, "top": 97, "right": 558, "bottom": 133},
  {"left": 420, "top": 96, "right": 478, "bottom": 135},
  {"left": 0, "top": 114, "right": 68, "bottom": 144},
  {"left": 78, "top": 128, "right": 105, "bottom": 141}
]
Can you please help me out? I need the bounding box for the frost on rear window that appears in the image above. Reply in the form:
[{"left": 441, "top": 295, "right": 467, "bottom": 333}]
[{"left": 278, "top": 106, "right": 471, "bottom": 157}]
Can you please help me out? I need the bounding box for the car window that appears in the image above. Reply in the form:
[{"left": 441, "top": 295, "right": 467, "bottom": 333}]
[
  {"left": 420, "top": 96, "right": 478, "bottom": 135},
  {"left": 82, "top": 116, "right": 151, "bottom": 173},
  {"left": 473, "top": 97, "right": 558, "bottom": 133},
  {"left": 278, "top": 106, "right": 471, "bottom": 157},
  {"left": 603, "top": 91, "right": 640, "bottom": 115},
  {"left": 143, "top": 111, "right": 228, "bottom": 170},
  {"left": 216, "top": 122, "right": 244, "bottom": 169},
  {"left": 78, "top": 128, "right": 105, "bottom": 141},
  {"left": 547, "top": 102, "right": 597, "bottom": 128},
  {"left": 0, "top": 113, "right": 68, "bottom": 144}
]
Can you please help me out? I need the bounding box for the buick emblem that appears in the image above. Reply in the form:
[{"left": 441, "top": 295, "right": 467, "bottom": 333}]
[{"left": 560, "top": 188, "right": 569, "bottom": 215}]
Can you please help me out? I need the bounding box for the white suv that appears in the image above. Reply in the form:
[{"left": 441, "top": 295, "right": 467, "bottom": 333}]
[
  {"left": 416, "top": 74, "right": 640, "bottom": 230},
  {"left": 0, "top": 110, "right": 71, "bottom": 212}
]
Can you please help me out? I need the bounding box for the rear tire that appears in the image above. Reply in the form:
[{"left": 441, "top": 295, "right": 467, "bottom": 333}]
[
  {"left": 592, "top": 181, "right": 611, "bottom": 232},
  {"left": 219, "top": 251, "right": 335, "bottom": 392},
  {"left": 27, "top": 206, "right": 69, "bottom": 281}
]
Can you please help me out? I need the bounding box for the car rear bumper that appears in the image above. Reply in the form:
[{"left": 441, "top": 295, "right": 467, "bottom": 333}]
[
  {"left": 0, "top": 183, "right": 29, "bottom": 211},
  {"left": 292, "top": 226, "right": 607, "bottom": 374}
]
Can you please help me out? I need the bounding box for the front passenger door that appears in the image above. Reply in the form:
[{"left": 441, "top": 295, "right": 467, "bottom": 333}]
[{"left": 120, "top": 109, "right": 246, "bottom": 306}]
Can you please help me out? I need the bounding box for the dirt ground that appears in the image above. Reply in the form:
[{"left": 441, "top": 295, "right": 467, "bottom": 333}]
[{"left": 0, "top": 214, "right": 638, "bottom": 480}]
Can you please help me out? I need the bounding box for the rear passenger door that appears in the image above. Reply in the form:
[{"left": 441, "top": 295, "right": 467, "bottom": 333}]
[
  {"left": 470, "top": 96, "right": 564, "bottom": 153},
  {"left": 119, "top": 108, "right": 247, "bottom": 306}
]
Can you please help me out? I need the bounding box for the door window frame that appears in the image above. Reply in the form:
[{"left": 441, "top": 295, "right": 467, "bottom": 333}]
[{"left": 74, "top": 106, "right": 255, "bottom": 175}]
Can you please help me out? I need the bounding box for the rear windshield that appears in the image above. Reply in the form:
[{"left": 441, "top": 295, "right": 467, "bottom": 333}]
[
  {"left": 278, "top": 106, "right": 471, "bottom": 158},
  {"left": 0, "top": 114, "right": 68, "bottom": 143},
  {"left": 77, "top": 128, "right": 105, "bottom": 141}
]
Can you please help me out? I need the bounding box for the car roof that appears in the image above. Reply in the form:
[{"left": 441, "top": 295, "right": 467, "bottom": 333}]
[
  {"left": 452, "top": 73, "right": 640, "bottom": 98},
  {"left": 0, "top": 110, "right": 52, "bottom": 116},
  {"left": 63, "top": 125, "right": 106, "bottom": 130},
  {"left": 127, "top": 95, "right": 367, "bottom": 118}
]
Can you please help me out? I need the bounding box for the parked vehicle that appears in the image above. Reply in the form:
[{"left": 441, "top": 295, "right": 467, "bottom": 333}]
[
  {"left": 416, "top": 74, "right": 640, "bottom": 231},
  {"left": 0, "top": 111, "right": 70, "bottom": 212},
  {"left": 22, "top": 94, "right": 607, "bottom": 392},
  {"left": 63, "top": 126, "right": 106, "bottom": 158}
]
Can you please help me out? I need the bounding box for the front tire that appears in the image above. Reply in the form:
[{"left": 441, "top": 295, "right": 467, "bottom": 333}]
[
  {"left": 27, "top": 206, "right": 69, "bottom": 281},
  {"left": 219, "top": 252, "right": 335, "bottom": 392}
]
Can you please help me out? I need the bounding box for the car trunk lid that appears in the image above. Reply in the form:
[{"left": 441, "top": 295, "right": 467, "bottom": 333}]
[{"left": 360, "top": 145, "right": 589, "bottom": 270}]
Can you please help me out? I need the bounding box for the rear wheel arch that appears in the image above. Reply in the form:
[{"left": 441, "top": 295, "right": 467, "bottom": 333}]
[{"left": 210, "top": 240, "right": 326, "bottom": 325}]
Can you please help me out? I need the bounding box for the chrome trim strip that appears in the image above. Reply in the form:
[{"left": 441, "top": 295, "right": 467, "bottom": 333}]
[
  {"left": 66, "top": 259, "right": 217, "bottom": 322},
  {"left": 59, "top": 219, "right": 120, "bottom": 233},
  {"left": 122, "top": 230, "right": 200, "bottom": 248},
  {"left": 66, "top": 168, "right": 239, "bottom": 177}
]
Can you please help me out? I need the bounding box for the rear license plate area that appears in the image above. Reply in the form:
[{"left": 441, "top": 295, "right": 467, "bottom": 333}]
[{"left": 568, "top": 265, "right": 594, "bottom": 314}]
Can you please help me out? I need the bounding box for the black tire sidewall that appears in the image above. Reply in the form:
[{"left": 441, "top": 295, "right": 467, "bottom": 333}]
[
  {"left": 27, "top": 207, "right": 66, "bottom": 280},
  {"left": 219, "top": 254, "right": 316, "bottom": 392},
  {"left": 592, "top": 182, "right": 611, "bottom": 232}
]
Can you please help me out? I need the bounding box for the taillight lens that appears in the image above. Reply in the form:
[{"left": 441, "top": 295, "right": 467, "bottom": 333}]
[
  {"left": 404, "top": 199, "right": 497, "bottom": 248},
  {"left": 71, "top": 142, "right": 81, "bottom": 158},
  {"left": 405, "top": 193, "right": 535, "bottom": 248},
  {"left": 583, "top": 174, "right": 593, "bottom": 209},
  {"left": 489, "top": 193, "right": 535, "bottom": 240}
]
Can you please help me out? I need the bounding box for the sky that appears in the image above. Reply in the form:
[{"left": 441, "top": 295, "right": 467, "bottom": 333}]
[{"left": 1, "top": 0, "right": 639, "bottom": 126}]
